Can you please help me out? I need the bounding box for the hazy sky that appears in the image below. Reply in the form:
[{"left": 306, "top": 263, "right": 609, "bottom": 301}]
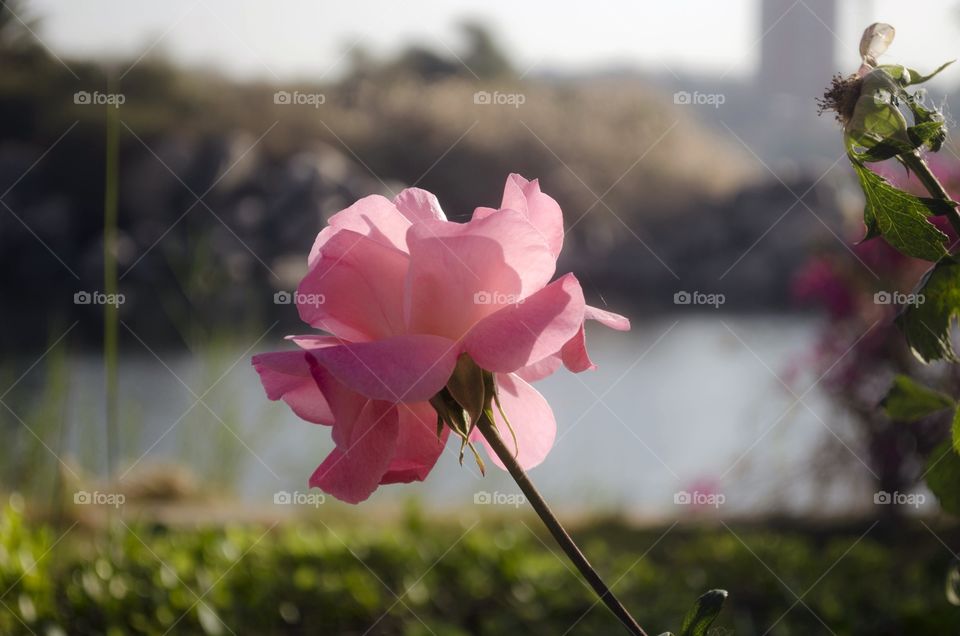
[{"left": 19, "top": 0, "right": 960, "bottom": 83}]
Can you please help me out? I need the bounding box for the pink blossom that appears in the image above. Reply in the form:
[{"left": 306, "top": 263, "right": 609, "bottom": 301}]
[
  {"left": 791, "top": 257, "right": 856, "bottom": 319},
  {"left": 253, "top": 174, "right": 629, "bottom": 503}
]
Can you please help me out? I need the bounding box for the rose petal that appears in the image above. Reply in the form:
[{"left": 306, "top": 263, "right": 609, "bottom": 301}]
[
  {"left": 309, "top": 400, "right": 399, "bottom": 503},
  {"left": 514, "top": 354, "right": 563, "bottom": 383},
  {"left": 557, "top": 304, "right": 629, "bottom": 373},
  {"left": 501, "top": 174, "right": 564, "bottom": 258},
  {"left": 310, "top": 334, "right": 459, "bottom": 402},
  {"left": 585, "top": 305, "right": 631, "bottom": 331},
  {"left": 394, "top": 188, "right": 447, "bottom": 223},
  {"left": 305, "top": 352, "right": 369, "bottom": 447},
  {"left": 252, "top": 350, "right": 334, "bottom": 425},
  {"left": 472, "top": 373, "right": 556, "bottom": 470},
  {"left": 405, "top": 209, "right": 556, "bottom": 340},
  {"left": 380, "top": 401, "right": 448, "bottom": 484},
  {"left": 298, "top": 230, "right": 409, "bottom": 341},
  {"left": 463, "top": 273, "right": 585, "bottom": 373},
  {"left": 309, "top": 195, "right": 411, "bottom": 265},
  {"left": 560, "top": 324, "right": 596, "bottom": 373}
]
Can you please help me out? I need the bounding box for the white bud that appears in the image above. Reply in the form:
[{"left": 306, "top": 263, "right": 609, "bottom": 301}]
[{"left": 859, "top": 23, "right": 895, "bottom": 69}]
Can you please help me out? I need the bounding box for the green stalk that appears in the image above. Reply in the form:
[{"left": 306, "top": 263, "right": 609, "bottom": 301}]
[
  {"left": 475, "top": 413, "right": 649, "bottom": 636},
  {"left": 104, "top": 75, "right": 119, "bottom": 481},
  {"left": 902, "top": 151, "right": 960, "bottom": 237}
]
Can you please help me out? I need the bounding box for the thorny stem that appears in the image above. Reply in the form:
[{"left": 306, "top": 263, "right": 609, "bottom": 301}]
[
  {"left": 475, "top": 413, "right": 649, "bottom": 636},
  {"left": 902, "top": 151, "right": 960, "bottom": 238}
]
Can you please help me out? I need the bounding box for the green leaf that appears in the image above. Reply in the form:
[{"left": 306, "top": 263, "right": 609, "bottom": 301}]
[
  {"left": 881, "top": 374, "right": 955, "bottom": 421},
  {"left": 678, "top": 589, "right": 727, "bottom": 636},
  {"left": 897, "top": 256, "right": 960, "bottom": 362},
  {"left": 925, "top": 441, "right": 960, "bottom": 514},
  {"left": 850, "top": 159, "right": 949, "bottom": 260}
]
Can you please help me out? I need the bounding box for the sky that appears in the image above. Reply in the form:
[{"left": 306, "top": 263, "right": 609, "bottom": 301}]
[{"left": 18, "top": 0, "right": 960, "bottom": 84}]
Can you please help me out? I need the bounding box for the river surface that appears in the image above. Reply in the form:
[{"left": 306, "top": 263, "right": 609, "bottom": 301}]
[{"left": 50, "top": 314, "right": 898, "bottom": 517}]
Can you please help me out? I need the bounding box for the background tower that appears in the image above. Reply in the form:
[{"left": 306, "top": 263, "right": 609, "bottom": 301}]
[{"left": 758, "top": 0, "right": 837, "bottom": 97}]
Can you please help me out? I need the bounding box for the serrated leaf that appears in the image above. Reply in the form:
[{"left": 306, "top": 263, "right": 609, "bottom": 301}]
[
  {"left": 881, "top": 374, "right": 955, "bottom": 421},
  {"left": 897, "top": 256, "right": 960, "bottom": 362},
  {"left": 678, "top": 589, "right": 727, "bottom": 636},
  {"left": 926, "top": 441, "right": 960, "bottom": 514},
  {"left": 851, "top": 159, "right": 949, "bottom": 260}
]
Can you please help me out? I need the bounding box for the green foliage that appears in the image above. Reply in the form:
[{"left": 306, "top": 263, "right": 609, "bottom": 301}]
[
  {"left": 1, "top": 503, "right": 960, "bottom": 635},
  {"left": 881, "top": 374, "right": 955, "bottom": 421},
  {"left": 896, "top": 256, "right": 960, "bottom": 362},
  {"left": 676, "top": 589, "right": 727, "bottom": 636},
  {"left": 849, "top": 160, "right": 948, "bottom": 260},
  {"left": 926, "top": 442, "right": 960, "bottom": 515}
]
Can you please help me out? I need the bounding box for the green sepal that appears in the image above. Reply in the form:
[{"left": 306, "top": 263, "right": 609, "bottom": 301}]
[
  {"left": 446, "top": 353, "right": 487, "bottom": 431},
  {"left": 880, "top": 60, "right": 955, "bottom": 87}
]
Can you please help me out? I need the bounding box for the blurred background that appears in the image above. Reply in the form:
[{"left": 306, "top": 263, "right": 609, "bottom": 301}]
[{"left": 3, "top": 0, "right": 960, "bottom": 633}]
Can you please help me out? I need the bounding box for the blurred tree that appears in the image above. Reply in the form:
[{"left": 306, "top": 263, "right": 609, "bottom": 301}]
[
  {"left": 460, "top": 20, "right": 513, "bottom": 78},
  {"left": 392, "top": 45, "right": 460, "bottom": 80},
  {"left": 365, "top": 21, "right": 513, "bottom": 82},
  {"left": 0, "top": 0, "right": 39, "bottom": 52}
]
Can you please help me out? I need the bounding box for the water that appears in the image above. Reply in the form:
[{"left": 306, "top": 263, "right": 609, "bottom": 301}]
[{"left": 50, "top": 314, "right": 879, "bottom": 517}]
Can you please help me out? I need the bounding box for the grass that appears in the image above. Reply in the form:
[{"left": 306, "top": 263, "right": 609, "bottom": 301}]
[{"left": 0, "top": 499, "right": 957, "bottom": 635}]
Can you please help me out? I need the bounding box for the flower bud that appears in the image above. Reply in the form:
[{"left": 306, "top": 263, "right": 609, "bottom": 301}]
[
  {"left": 859, "top": 22, "right": 895, "bottom": 72},
  {"left": 844, "top": 67, "right": 910, "bottom": 152}
]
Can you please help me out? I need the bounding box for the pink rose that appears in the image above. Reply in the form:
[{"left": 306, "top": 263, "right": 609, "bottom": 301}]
[{"left": 253, "top": 174, "right": 629, "bottom": 503}]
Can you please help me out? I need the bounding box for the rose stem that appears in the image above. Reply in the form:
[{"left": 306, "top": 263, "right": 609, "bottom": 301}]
[
  {"left": 476, "top": 414, "right": 649, "bottom": 636},
  {"left": 902, "top": 151, "right": 960, "bottom": 236}
]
